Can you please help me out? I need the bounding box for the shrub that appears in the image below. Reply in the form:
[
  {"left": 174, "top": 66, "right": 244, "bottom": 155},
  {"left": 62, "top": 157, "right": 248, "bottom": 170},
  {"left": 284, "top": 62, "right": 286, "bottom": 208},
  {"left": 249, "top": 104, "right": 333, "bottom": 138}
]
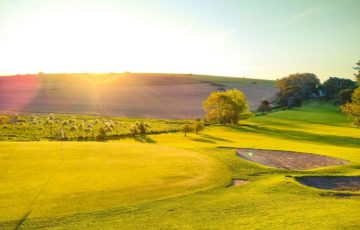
[
  {"left": 257, "top": 100, "right": 272, "bottom": 113},
  {"left": 135, "top": 121, "right": 150, "bottom": 135}
]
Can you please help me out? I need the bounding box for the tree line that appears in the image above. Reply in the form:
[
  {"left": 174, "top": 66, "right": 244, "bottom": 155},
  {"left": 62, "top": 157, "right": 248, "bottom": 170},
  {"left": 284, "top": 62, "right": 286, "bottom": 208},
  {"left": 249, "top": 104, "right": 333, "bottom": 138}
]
[{"left": 200, "top": 60, "right": 360, "bottom": 127}]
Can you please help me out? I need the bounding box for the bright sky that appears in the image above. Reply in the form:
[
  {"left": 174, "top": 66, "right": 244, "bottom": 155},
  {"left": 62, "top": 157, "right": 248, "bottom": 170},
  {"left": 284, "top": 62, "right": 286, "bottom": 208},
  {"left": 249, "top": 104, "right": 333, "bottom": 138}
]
[{"left": 0, "top": 0, "right": 359, "bottom": 80}]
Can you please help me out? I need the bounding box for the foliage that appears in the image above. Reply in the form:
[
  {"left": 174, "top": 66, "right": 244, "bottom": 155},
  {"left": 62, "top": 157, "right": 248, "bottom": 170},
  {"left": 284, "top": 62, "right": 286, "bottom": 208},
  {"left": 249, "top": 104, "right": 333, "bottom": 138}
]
[
  {"left": 180, "top": 124, "right": 194, "bottom": 136},
  {"left": 341, "top": 60, "right": 360, "bottom": 126},
  {"left": 203, "top": 89, "right": 249, "bottom": 124},
  {"left": 135, "top": 121, "right": 150, "bottom": 135},
  {"left": 335, "top": 88, "right": 354, "bottom": 104},
  {"left": 0, "top": 114, "right": 187, "bottom": 141},
  {"left": 322, "top": 77, "right": 356, "bottom": 99},
  {"left": 193, "top": 120, "right": 205, "bottom": 135},
  {"left": 257, "top": 100, "right": 272, "bottom": 113},
  {"left": 276, "top": 73, "right": 320, "bottom": 108}
]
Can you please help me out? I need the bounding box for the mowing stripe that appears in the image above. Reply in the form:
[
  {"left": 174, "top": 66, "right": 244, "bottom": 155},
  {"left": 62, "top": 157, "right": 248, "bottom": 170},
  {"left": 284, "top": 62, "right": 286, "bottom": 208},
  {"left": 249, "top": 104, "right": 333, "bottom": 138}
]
[{"left": 15, "top": 137, "right": 65, "bottom": 229}]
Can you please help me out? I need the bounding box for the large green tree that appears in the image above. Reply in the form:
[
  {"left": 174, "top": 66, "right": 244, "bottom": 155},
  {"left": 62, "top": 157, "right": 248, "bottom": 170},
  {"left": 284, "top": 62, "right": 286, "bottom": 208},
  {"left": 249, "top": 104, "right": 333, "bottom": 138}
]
[
  {"left": 342, "top": 60, "right": 360, "bottom": 126},
  {"left": 203, "top": 89, "right": 249, "bottom": 124},
  {"left": 276, "top": 73, "right": 320, "bottom": 108},
  {"left": 322, "top": 77, "right": 356, "bottom": 99}
]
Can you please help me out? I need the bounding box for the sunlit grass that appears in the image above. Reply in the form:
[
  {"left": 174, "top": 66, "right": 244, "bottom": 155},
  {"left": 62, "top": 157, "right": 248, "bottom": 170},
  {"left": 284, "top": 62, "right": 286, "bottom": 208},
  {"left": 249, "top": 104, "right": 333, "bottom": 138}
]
[{"left": 0, "top": 101, "right": 359, "bottom": 229}]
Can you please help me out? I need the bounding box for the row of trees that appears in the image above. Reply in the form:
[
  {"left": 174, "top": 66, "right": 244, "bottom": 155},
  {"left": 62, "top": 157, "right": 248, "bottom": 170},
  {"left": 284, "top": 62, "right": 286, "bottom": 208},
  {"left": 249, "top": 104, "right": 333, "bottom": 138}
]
[
  {"left": 276, "top": 72, "right": 357, "bottom": 108},
  {"left": 180, "top": 120, "right": 205, "bottom": 136}
]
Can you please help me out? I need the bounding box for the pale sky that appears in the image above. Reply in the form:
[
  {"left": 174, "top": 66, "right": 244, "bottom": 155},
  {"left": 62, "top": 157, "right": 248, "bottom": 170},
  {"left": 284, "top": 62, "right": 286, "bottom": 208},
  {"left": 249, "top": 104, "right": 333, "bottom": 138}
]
[{"left": 0, "top": 0, "right": 359, "bottom": 80}]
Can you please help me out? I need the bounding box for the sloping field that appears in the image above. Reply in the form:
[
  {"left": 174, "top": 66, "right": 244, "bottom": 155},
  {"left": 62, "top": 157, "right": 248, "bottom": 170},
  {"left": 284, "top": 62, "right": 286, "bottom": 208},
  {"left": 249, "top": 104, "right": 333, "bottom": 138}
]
[
  {"left": 0, "top": 73, "right": 276, "bottom": 118},
  {"left": 0, "top": 102, "right": 359, "bottom": 229},
  {"left": 0, "top": 142, "right": 229, "bottom": 228}
]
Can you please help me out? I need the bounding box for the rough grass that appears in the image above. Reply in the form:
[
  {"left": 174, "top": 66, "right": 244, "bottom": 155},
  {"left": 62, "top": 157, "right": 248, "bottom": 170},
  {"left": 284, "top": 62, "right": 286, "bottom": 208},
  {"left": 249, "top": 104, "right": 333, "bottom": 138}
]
[
  {"left": 0, "top": 101, "right": 359, "bottom": 229},
  {"left": 0, "top": 114, "right": 188, "bottom": 141}
]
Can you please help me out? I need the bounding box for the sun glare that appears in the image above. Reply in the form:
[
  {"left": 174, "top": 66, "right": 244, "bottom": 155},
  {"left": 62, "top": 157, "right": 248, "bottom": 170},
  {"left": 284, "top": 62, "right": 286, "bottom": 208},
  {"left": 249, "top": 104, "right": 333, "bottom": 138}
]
[{"left": 0, "top": 6, "right": 243, "bottom": 76}]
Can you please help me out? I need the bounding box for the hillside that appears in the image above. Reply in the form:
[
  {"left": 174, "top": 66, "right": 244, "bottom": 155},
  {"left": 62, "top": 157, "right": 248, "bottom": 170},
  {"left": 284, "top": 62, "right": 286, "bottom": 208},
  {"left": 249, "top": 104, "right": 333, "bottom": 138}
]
[
  {"left": 0, "top": 73, "right": 276, "bottom": 118},
  {"left": 0, "top": 101, "right": 359, "bottom": 229}
]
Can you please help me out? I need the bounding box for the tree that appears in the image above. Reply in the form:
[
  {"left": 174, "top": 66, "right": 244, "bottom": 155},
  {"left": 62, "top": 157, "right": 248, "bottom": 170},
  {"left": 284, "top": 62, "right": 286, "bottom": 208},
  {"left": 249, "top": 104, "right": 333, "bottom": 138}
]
[
  {"left": 193, "top": 120, "right": 204, "bottom": 135},
  {"left": 130, "top": 125, "right": 139, "bottom": 136},
  {"left": 257, "top": 100, "right": 272, "bottom": 113},
  {"left": 276, "top": 73, "right": 320, "bottom": 108},
  {"left": 342, "top": 60, "right": 360, "bottom": 126},
  {"left": 335, "top": 88, "right": 354, "bottom": 104},
  {"left": 135, "top": 121, "right": 150, "bottom": 135},
  {"left": 130, "top": 122, "right": 150, "bottom": 136},
  {"left": 97, "top": 127, "right": 108, "bottom": 140},
  {"left": 203, "top": 89, "right": 250, "bottom": 124},
  {"left": 322, "top": 77, "right": 356, "bottom": 99},
  {"left": 180, "top": 124, "right": 193, "bottom": 136}
]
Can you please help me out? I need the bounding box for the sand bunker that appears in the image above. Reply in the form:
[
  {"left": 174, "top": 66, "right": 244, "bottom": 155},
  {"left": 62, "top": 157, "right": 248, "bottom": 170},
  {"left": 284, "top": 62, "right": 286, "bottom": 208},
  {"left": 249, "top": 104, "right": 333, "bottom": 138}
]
[
  {"left": 296, "top": 176, "right": 360, "bottom": 191},
  {"left": 227, "top": 179, "right": 250, "bottom": 187},
  {"left": 236, "top": 148, "right": 349, "bottom": 170}
]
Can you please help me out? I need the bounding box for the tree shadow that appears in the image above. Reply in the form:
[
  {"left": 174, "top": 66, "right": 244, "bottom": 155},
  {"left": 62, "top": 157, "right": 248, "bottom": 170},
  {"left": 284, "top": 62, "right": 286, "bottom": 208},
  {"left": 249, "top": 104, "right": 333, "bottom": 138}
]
[
  {"left": 232, "top": 125, "right": 360, "bottom": 148},
  {"left": 133, "top": 135, "right": 157, "bottom": 143},
  {"left": 201, "top": 134, "right": 234, "bottom": 143},
  {"left": 190, "top": 137, "right": 216, "bottom": 144}
]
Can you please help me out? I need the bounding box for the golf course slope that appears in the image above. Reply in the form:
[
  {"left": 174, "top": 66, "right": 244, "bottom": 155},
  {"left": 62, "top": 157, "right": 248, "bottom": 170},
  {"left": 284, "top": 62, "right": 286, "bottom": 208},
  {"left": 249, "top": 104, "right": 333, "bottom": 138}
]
[
  {"left": 0, "top": 101, "right": 359, "bottom": 229},
  {"left": 0, "top": 142, "right": 229, "bottom": 228}
]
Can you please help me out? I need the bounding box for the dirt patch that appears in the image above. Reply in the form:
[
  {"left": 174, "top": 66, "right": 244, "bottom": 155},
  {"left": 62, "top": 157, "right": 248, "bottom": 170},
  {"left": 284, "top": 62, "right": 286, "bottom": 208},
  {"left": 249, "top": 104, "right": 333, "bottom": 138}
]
[
  {"left": 226, "top": 179, "right": 250, "bottom": 187},
  {"left": 236, "top": 148, "right": 349, "bottom": 170},
  {"left": 296, "top": 176, "right": 360, "bottom": 191}
]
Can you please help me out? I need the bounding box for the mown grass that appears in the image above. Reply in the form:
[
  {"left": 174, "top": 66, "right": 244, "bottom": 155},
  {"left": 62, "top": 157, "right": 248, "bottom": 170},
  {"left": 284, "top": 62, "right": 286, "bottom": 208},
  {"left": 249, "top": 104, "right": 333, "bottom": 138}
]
[
  {"left": 0, "top": 142, "right": 229, "bottom": 229},
  {"left": 0, "top": 101, "right": 359, "bottom": 229}
]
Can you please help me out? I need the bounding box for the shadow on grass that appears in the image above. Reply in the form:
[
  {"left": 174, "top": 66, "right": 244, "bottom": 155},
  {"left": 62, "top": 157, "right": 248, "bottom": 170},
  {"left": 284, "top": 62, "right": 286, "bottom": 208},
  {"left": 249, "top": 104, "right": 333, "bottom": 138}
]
[
  {"left": 233, "top": 125, "right": 360, "bottom": 148},
  {"left": 133, "top": 135, "right": 157, "bottom": 143},
  {"left": 190, "top": 137, "right": 216, "bottom": 144},
  {"left": 201, "top": 134, "right": 234, "bottom": 143}
]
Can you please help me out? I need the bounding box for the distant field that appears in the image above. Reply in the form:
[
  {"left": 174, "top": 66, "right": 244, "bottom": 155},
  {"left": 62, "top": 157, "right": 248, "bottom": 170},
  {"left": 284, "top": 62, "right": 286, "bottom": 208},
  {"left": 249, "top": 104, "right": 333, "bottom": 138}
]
[
  {"left": 0, "top": 73, "right": 277, "bottom": 118},
  {"left": 0, "top": 101, "right": 359, "bottom": 229}
]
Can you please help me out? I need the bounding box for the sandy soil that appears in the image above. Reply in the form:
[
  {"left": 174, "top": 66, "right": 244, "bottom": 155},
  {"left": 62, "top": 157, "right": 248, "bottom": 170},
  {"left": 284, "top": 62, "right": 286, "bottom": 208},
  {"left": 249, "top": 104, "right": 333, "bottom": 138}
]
[
  {"left": 227, "top": 179, "right": 250, "bottom": 187},
  {"left": 296, "top": 176, "right": 360, "bottom": 191},
  {"left": 236, "top": 148, "right": 349, "bottom": 170},
  {"left": 0, "top": 73, "right": 276, "bottom": 118}
]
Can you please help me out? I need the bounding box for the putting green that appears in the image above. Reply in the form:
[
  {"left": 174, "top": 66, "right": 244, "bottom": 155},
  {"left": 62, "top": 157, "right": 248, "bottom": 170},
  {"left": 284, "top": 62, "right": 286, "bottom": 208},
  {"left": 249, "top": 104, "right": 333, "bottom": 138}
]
[{"left": 0, "top": 142, "right": 230, "bottom": 223}]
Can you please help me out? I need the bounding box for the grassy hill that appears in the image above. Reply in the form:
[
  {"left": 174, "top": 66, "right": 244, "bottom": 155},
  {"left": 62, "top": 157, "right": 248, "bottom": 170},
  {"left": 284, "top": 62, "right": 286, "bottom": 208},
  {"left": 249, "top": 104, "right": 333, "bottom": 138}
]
[
  {"left": 0, "top": 73, "right": 277, "bottom": 118},
  {"left": 0, "top": 101, "right": 359, "bottom": 229}
]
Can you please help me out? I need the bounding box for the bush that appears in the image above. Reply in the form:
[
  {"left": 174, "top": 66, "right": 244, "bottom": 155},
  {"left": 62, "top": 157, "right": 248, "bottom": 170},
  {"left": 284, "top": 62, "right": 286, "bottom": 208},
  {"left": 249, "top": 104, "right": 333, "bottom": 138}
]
[
  {"left": 257, "top": 100, "right": 272, "bottom": 113},
  {"left": 135, "top": 121, "right": 150, "bottom": 135}
]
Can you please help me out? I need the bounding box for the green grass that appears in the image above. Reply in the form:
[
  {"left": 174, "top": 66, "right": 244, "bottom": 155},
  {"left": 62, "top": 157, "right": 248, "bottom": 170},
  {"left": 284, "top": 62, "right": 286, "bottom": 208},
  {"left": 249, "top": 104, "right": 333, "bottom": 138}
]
[
  {"left": 0, "top": 114, "right": 188, "bottom": 141},
  {"left": 0, "top": 101, "right": 359, "bottom": 229},
  {"left": 0, "top": 142, "right": 229, "bottom": 228}
]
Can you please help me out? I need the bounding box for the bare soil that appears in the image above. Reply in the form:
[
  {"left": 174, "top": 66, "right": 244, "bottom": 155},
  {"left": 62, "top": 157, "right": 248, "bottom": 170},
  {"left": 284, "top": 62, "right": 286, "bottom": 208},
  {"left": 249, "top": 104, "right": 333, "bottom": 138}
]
[
  {"left": 296, "top": 176, "right": 360, "bottom": 191},
  {"left": 236, "top": 148, "right": 349, "bottom": 170},
  {"left": 227, "top": 179, "right": 250, "bottom": 187},
  {"left": 0, "top": 73, "right": 276, "bottom": 118}
]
